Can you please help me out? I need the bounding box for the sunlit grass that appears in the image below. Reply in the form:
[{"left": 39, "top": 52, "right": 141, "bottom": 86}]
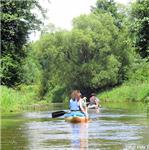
[
  {"left": 99, "top": 82, "right": 149, "bottom": 102},
  {"left": 1, "top": 85, "right": 38, "bottom": 112},
  {"left": 1, "top": 81, "right": 149, "bottom": 113}
]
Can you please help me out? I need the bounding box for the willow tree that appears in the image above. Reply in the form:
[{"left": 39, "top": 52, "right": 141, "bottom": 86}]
[
  {"left": 61, "top": 13, "right": 134, "bottom": 94},
  {"left": 31, "top": 12, "right": 135, "bottom": 99}
]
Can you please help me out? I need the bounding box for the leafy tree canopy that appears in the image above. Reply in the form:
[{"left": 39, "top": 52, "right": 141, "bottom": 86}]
[
  {"left": 131, "top": 0, "right": 149, "bottom": 59},
  {"left": 1, "top": 0, "right": 45, "bottom": 87},
  {"left": 33, "top": 12, "right": 135, "bottom": 98}
]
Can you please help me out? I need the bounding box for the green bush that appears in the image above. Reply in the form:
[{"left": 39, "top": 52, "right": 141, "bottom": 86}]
[
  {"left": 99, "top": 59, "right": 149, "bottom": 103},
  {"left": 127, "top": 59, "right": 149, "bottom": 83}
]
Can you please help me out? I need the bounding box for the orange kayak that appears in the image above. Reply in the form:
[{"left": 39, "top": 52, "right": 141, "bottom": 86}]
[{"left": 65, "top": 116, "right": 89, "bottom": 123}]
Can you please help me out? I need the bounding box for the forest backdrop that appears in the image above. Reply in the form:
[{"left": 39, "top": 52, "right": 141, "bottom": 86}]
[{"left": 1, "top": 0, "right": 149, "bottom": 112}]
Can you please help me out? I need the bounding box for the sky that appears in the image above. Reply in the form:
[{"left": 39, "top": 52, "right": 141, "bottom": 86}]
[{"left": 30, "top": 0, "right": 131, "bottom": 41}]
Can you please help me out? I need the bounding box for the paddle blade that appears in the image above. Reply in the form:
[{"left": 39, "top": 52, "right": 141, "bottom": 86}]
[
  {"left": 52, "top": 111, "right": 66, "bottom": 118},
  {"left": 86, "top": 102, "right": 90, "bottom": 106}
]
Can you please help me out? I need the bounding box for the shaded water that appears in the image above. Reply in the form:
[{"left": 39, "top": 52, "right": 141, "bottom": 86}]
[{"left": 1, "top": 103, "right": 149, "bottom": 150}]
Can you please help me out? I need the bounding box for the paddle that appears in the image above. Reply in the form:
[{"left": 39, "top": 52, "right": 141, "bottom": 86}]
[
  {"left": 86, "top": 102, "right": 90, "bottom": 106},
  {"left": 52, "top": 110, "right": 67, "bottom": 118}
]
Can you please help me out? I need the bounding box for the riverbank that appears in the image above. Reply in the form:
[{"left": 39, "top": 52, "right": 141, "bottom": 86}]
[
  {"left": 1, "top": 81, "right": 149, "bottom": 113},
  {"left": 99, "top": 82, "right": 149, "bottom": 103},
  {"left": 1, "top": 85, "right": 69, "bottom": 113},
  {"left": 1, "top": 86, "right": 48, "bottom": 113}
]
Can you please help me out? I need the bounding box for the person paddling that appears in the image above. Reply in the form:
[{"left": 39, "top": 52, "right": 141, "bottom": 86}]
[
  {"left": 75, "top": 90, "right": 88, "bottom": 118},
  {"left": 65, "top": 90, "right": 88, "bottom": 118},
  {"left": 69, "top": 90, "right": 80, "bottom": 111},
  {"left": 52, "top": 90, "right": 88, "bottom": 118}
]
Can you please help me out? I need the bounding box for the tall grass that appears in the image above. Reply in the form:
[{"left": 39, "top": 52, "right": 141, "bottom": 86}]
[
  {"left": 99, "top": 82, "right": 149, "bottom": 102},
  {"left": 1, "top": 85, "right": 39, "bottom": 112}
]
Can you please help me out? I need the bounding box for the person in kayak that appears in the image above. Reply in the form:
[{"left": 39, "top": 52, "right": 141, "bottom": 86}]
[
  {"left": 89, "top": 93, "right": 101, "bottom": 108},
  {"left": 75, "top": 90, "right": 88, "bottom": 118},
  {"left": 65, "top": 90, "right": 88, "bottom": 118},
  {"left": 69, "top": 90, "right": 80, "bottom": 111}
]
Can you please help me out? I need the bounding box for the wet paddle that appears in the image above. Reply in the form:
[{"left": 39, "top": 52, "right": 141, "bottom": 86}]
[{"left": 52, "top": 110, "right": 67, "bottom": 118}]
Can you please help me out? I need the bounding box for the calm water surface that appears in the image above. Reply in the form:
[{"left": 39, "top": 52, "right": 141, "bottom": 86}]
[{"left": 1, "top": 103, "right": 149, "bottom": 150}]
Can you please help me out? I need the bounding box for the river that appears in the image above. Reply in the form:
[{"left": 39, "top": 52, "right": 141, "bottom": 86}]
[{"left": 1, "top": 102, "right": 149, "bottom": 150}]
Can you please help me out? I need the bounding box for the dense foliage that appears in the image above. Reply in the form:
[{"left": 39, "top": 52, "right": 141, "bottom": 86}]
[
  {"left": 1, "top": 0, "right": 149, "bottom": 107},
  {"left": 31, "top": 9, "right": 135, "bottom": 99},
  {"left": 23, "top": 0, "right": 149, "bottom": 101},
  {"left": 92, "top": 0, "right": 126, "bottom": 28},
  {"left": 1, "top": 0, "right": 44, "bottom": 87},
  {"left": 131, "top": 0, "right": 149, "bottom": 59}
]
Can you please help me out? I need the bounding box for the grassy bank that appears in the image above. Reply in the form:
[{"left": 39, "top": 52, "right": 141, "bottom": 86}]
[
  {"left": 1, "top": 81, "right": 149, "bottom": 113},
  {"left": 99, "top": 82, "right": 149, "bottom": 103},
  {"left": 0, "top": 86, "right": 49, "bottom": 112}
]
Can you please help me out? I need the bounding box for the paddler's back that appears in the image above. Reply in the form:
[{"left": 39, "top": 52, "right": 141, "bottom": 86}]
[{"left": 69, "top": 99, "right": 80, "bottom": 111}]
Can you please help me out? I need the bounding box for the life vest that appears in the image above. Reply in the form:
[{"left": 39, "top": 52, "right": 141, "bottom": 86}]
[{"left": 69, "top": 99, "right": 80, "bottom": 111}]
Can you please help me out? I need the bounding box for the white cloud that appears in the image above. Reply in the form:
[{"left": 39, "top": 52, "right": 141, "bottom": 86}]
[{"left": 47, "top": 0, "right": 97, "bottom": 29}]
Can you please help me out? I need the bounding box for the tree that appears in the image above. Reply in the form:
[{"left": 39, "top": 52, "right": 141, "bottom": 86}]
[
  {"left": 92, "top": 0, "right": 126, "bottom": 28},
  {"left": 31, "top": 31, "right": 67, "bottom": 100},
  {"left": 1, "top": 0, "right": 45, "bottom": 87},
  {"left": 34, "top": 12, "right": 134, "bottom": 99},
  {"left": 65, "top": 13, "right": 134, "bottom": 93},
  {"left": 92, "top": 0, "right": 117, "bottom": 16},
  {"left": 131, "top": 0, "right": 149, "bottom": 59}
]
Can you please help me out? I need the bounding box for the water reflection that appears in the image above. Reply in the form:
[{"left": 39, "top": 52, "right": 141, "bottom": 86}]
[
  {"left": 1, "top": 103, "right": 149, "bottom": 150},
  {"left": 70, "top": 123, "right": 88, "bottom": 150}
]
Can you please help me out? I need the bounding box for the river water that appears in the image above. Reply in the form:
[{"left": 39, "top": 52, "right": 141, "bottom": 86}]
[{"left": 1, "top": 103, "right": 149, "bottom": 150}]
